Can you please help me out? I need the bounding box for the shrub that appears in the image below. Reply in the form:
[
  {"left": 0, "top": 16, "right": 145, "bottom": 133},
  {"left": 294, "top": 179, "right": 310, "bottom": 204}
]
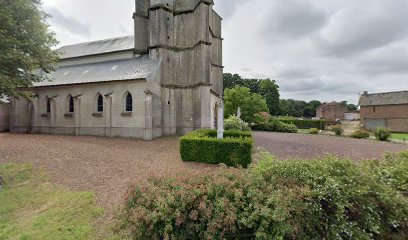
[
  {"left": 375, "top": 127, "right": 392, "bottom": 141},
  {"left": 118, "top": 151, "right": 408, "bottom": 240},
  {"left": 309, "top": 128, "right": 319, "bottom": 134},
  {"left": 350, "top": 129, "right": 370, "bottom": 139},
  {"left": 224, "top": 116, "right": 251, "bottom": 131},
  {"left": 278, "top": 119, "right": 327, "bottom": 130},
  {"left": 180, "top": 129, "right": 253, "bottom": 168},
  {"left": 251, "top": 119, "right": 298, "bottom": 133},
  {"left": 329, "top": 125, "right": 344, "bottom": 136}
]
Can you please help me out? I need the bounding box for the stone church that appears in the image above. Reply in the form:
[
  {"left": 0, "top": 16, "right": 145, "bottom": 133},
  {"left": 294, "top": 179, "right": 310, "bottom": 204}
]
[{"left": 10, "top": 0, "right": 223, "bottom": 140}]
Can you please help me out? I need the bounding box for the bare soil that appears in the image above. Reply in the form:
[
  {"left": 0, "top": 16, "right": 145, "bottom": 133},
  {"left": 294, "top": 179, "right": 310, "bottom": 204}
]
[{"left": 254, "top": 131, "right": 407, "bottom": 160}]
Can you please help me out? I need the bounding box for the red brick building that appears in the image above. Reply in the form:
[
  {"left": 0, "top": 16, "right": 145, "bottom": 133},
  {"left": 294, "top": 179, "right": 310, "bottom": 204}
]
[
  {"left": 359, "top": 91, "right": 408, "bottom": 133},
  {"left": 316, "top": 102, "right": 348, "bottom": 120}
]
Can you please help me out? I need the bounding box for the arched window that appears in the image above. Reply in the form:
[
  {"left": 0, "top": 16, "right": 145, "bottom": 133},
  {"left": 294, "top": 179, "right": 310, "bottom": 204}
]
[
  {"left": 68, "top": 95, "right": 74, "bottom": 113},
  {"left": 46, "top": 97, "right": 51, "bottom": 113},
  {"left": 97, "top": 94, "right": 103, "bottom": 112},
  {"left": 125, "top": 92, "right": 133, "bottom": 112}
]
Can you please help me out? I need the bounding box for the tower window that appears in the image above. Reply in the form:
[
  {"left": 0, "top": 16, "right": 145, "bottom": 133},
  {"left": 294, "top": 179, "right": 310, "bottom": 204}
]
[
  {"left": 125, "top": 92, "right": 133, "bottom": 112},
  {"left": 68, "top": 95, "right": 74, "bottom": 113},
  {"left": 97, "top": 94, "right": 103, "bottom": 112},
  {"left": 46, "top": 97, "right": 51, "bottom": 113}
]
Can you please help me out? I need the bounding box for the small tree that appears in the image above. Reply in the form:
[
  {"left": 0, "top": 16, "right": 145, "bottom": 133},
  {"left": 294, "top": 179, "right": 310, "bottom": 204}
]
[
  {"left": 224, "top": 86, "right": 268, "bottom": 123},
  {"left": 0, "top": 0, "right": 59, "bottom": 97},
  {"left": 374, "top": 128, "right": 391, "bottom": 141}
]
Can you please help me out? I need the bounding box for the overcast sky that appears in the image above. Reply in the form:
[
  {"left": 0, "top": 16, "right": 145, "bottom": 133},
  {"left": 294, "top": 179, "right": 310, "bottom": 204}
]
[{"left": 42, "top": 0, "right": 408, "bottom": 104}]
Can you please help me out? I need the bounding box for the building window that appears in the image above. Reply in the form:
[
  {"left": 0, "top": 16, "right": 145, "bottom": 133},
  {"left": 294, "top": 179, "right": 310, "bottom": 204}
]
[
  {"left": 125, "top": 92, "right": 133, "bottom": 112},
  {"left": 97, "top": 94, "right": 103, "bottom": 112},
  {"left": 68, "top": 95, "right": 74, "bottom": 113},
  {"left": 373, "top": 106, "right": 376, "bottom": 112},
  {"left": 46, "top": 97, "right": 51, "bottom": 113}
]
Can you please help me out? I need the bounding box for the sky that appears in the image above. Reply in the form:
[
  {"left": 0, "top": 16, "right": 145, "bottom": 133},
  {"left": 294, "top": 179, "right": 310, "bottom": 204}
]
[{"left": 42, "top": 0, "right": 408, "bottom": 104}]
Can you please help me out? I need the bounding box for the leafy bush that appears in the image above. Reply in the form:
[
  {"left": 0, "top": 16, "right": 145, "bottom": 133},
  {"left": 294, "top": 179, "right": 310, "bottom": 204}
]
[
  {"left": 278, "top": 119, "right": 327, "bottom": 130},
  {"left": 224, "top": 116, "right": 251, "bottom": 131},
  {"left": 375, "top": 127, "right": 392, "bottom": 141},
  {"left": 309, "top": 128, "right": 319, "bottom": 134},
  {"left": 350, "top": 129, "right": 371, "bottom": 139},
  {"left": 252, "top": 118, "right": 298, "bottom": 133},
  {"left": 180, "top": 129, "right": 253, "bottom": 168},
  {"left": 118, "top": 151, "right": 408, "bottom": 240},
  {"left": 329, "top": 125, "right": 344, "bottom": 136}
]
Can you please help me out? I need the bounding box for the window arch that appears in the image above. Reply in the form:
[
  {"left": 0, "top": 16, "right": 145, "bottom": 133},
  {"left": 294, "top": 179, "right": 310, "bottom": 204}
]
[
  {"left": 46, "top": 96, "right": 51, "bottom": 113},
  {"left": 68, "top": 95, "right": 74, "bottom": 113},
  {"left": 125, "top": 92, "right": 133, "bottom": 112},
  {"left": 96, "top": 93, "right": 104, "bottom": 112}
]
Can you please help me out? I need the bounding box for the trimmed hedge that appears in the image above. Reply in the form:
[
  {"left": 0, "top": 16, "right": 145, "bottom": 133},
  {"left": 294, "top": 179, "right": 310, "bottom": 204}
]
[
  {"left": 252, "top": 119, "right": 298, "bottom": 133},
  {"left": 279, "top": 119, "right": 326, "bottom": 130},
  {"left": 180, "top": 129, "right": 253, "bottom": 168},
  {"left": 118, "top": 151, "right": 408, "bottom": 240}
]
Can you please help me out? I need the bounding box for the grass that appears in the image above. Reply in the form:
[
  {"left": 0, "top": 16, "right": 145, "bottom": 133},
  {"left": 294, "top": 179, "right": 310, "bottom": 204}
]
[
  {"left": 390, "top": 133, "right": 408, "bottom": 141},
  {"left": 0, "top": 163, "right": 104, "bottom": 240},
  {"left": 297, "top": 129, "right": 310, "bottom": 134}
]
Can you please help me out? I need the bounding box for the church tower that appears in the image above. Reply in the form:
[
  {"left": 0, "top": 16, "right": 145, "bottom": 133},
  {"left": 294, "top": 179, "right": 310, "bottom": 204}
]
[{"left": 133, "top": 0, "right": 223, "bottom": 135}]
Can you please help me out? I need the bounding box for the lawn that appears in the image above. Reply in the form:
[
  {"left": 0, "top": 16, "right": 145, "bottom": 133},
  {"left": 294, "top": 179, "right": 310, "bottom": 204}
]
[
  {"left": 0, "top": 164, "right": 103, "bottom": 240},
  {"left": 390, "top": 133, "right": 408, "bottom": 141}
]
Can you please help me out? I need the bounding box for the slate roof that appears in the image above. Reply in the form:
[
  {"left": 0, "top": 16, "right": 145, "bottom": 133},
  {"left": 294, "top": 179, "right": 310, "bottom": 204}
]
[
  {"left": 57, "top": 35, "right": 134, "bottom": 59},
  {"left": 359, "top": 91, "right": 408, "bottom": 106},
  {"left": 34, "top": 55, "right": 160, "bottom": 87}
]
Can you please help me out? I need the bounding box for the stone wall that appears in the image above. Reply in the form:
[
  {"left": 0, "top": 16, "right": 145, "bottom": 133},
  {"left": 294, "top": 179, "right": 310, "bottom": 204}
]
[{"left": 10, "top": 80, "right": 158, "bottom": 139}]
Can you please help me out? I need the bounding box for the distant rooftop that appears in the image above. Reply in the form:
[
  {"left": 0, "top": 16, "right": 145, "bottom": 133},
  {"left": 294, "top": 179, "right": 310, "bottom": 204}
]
[
  {"left": 57, "top": 35, "right": 134, "bottom": 59},
  {"left": 359, "top": 91, "right": 408, "bottom": 106}
]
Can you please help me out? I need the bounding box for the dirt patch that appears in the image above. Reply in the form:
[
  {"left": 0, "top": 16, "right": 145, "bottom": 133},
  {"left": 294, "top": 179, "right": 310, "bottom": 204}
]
[{"left": 254, "top": 131, "right": 407, "bottom": 160}]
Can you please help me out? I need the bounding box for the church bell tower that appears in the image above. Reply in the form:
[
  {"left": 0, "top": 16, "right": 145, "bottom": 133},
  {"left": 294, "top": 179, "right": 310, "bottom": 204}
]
[{"left": 133, "top": 0, "right": 223, "bottom": 135}]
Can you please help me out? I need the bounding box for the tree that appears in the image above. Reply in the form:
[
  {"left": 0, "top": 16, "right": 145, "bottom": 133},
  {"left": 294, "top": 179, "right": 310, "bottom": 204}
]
[
  {"left": 347, "top": 104, "right": 358, "bottom": 111},
  {"left": 0, "top": 0, "right": 59, "bottom": 97},
  {"left": 223, "top": 73, "right": 244, "bottom": 90},
  {"left": 224, "top": 86, "right": 268, "bottom": 123},
  {"left": 258, "top": 79, "right": 280, "bottom": 115}
]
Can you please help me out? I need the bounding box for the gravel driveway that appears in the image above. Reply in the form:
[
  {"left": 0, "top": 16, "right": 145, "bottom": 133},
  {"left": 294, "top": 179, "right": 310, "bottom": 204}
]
[
  {"left": 0, "top": 133, "right": 215, "bottom": 217},
  {"left": 254, "top": 131, "right": 407, "bottom": 160},
  {"left": 1, "top": 132, "right": 407, "bottom": 214}
]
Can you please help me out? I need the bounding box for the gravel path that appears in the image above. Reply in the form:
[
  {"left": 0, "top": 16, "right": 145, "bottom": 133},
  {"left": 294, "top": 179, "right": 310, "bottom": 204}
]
[
  {"left": 1, "top": 132, "right": 407, "bottom": 216},
  {"left": 0, "top": 133, "right": 216, "bottom": 217},
  {"left": 254, "top": 131, "right": 407, "bottom": 160}
]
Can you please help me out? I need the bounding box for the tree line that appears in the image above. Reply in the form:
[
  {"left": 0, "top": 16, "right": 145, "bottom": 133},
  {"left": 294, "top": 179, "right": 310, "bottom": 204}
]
[{"left": 224, "top": 73, "right": 357, "bottom": 119}]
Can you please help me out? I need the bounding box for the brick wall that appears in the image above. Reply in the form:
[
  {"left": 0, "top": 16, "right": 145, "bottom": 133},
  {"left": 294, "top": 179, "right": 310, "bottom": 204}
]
[{"left": 360, "top": 104, "right": 408, "bottom": 133}]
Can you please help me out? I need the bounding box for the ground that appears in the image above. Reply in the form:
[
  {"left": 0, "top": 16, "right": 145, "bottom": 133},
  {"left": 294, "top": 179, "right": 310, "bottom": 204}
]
[
  {"left": 0, "top": 132, "right": 407, "bottom": 238},
  {"left": 254, "top": 131, "right": 407, "bottom": 160}
]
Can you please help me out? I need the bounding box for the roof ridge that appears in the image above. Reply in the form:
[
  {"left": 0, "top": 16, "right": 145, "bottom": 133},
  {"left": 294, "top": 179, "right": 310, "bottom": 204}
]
[
  {"left": 58, "top": 35, "right": 134, "bottom": 49},
  {"left": 365, "top": 90, "right": 408, "bottom": 96}
]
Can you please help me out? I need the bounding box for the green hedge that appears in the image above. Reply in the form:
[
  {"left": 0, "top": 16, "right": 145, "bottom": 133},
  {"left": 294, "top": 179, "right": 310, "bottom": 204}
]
[
  {"left": 251, "top": 119, "right": 298, "bottom": 133},
  {"left": 180, "top": 129, "right": 253, "bottom": 168},
  {"left": 279, "top": 119, "right": 326, "bottom": 130},
  {"left": 118, "top": 151, "right": 408, "bottom": 240}
]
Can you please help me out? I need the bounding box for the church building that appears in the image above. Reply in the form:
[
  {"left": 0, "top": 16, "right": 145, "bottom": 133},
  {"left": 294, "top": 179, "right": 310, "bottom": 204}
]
[{"left": 10, "top": 0, "right": 223, "bottom": 140}]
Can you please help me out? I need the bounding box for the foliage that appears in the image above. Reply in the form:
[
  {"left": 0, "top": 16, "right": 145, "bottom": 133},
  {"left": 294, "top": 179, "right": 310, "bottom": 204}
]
[
  {"left": 309, "top": 128, "right": 319, "bottom": 134},
  {"left": 0, "top": 163, "right": 103, "bottom": 239},
  {"left": 329, "top": 125, "right": 344, "bottom": 136},
  {"left": 278, "top": 99, "right": 322, "bottom": 118},
  {"left": 350, "top": 129, "right": 371, "bottom": 139},
  {"left": 252, "top": 118, "right": 298, "bottom": 133},
  {"left": 224, "top": 116, "right": 251, "bottom": 131},
  {"left": 118, "top": 151, "right": 408, "bottom": 240},
  {"left": 224, "top": 73, "right": 280, "bottom": 115},
  {"left": 224, "top": 86, "right": 268, "bottom": 123},
  {"left": 0, "top": 0, "right": 59, "bottom": 97},
  {"left": 180, "top": 129, "right": 253, "bottom": 168},
  {"left": 375, "top": 128, "right": 392, "bottom": 141},
  {"left": 278, "top": 119, "right": 326, "bottom": 130}
]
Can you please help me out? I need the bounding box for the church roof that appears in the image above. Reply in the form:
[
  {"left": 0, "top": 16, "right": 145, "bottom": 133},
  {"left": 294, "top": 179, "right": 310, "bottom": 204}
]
[
  {"left": 57, "top": 35, "right": 134, "bottom": 59},
  {"left": 359, "top": 91, "right": 408, "bottom": 106},
  {"left": 34, "top": 55, "right": 160, "bottom": 87}
]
